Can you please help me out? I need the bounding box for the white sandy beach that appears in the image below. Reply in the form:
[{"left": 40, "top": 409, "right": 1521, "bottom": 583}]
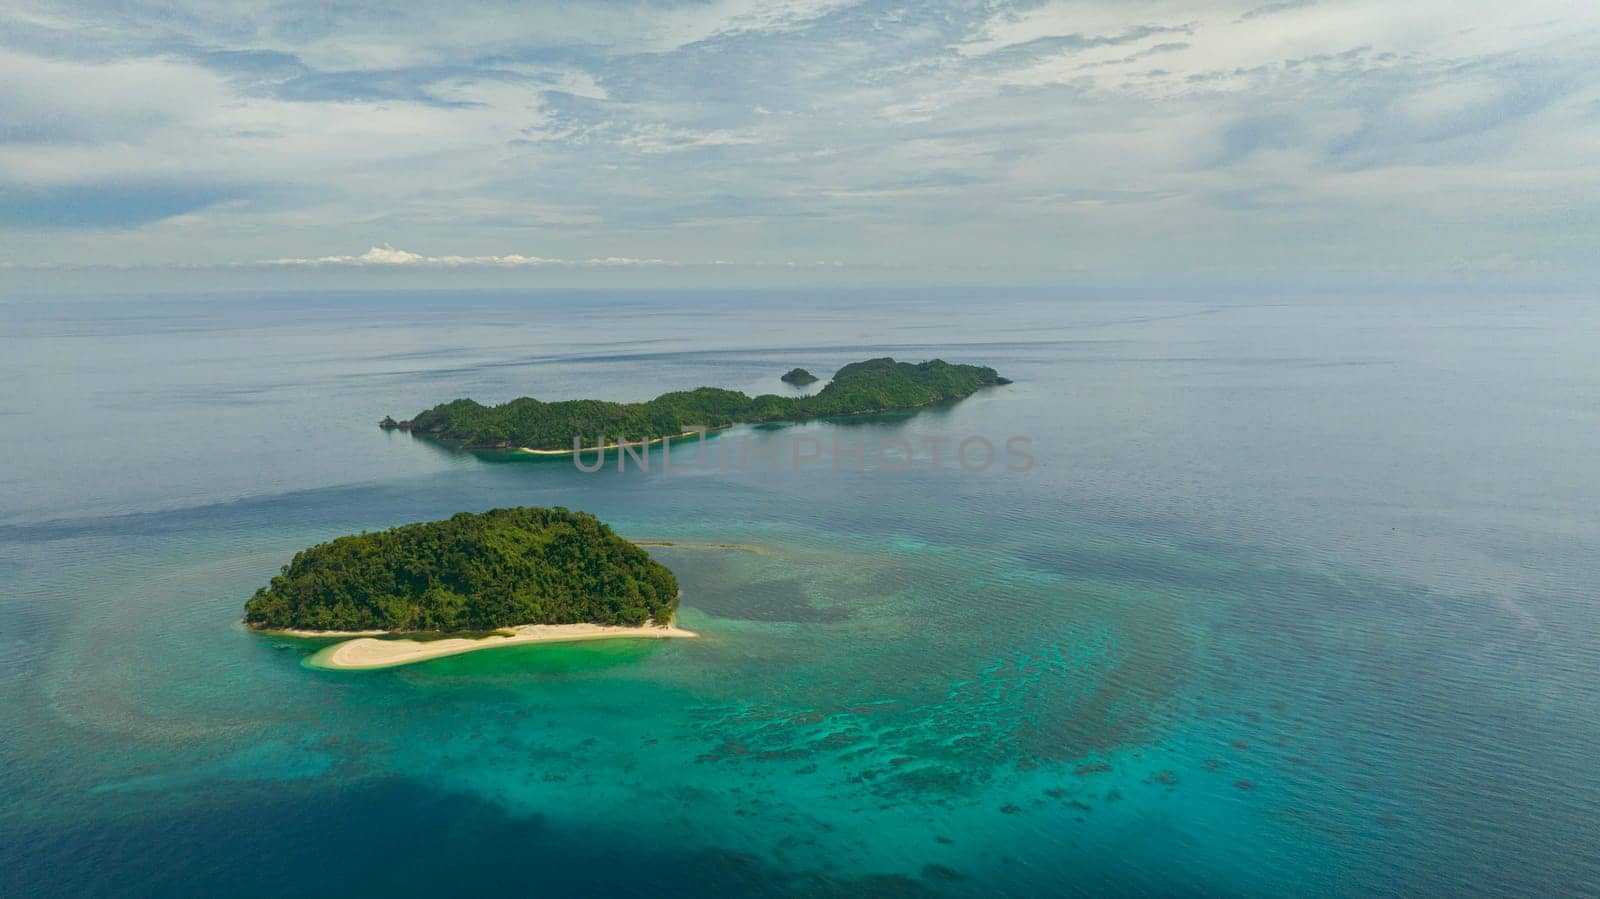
[
  {"left": 306, "top": 621, "right": 697, "bottom": 670},
  {"left": 266, "top": 627, "right": 390, "bottom": 637}
]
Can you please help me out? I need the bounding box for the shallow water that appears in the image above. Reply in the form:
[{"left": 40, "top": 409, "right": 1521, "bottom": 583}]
[{"left": 2, "top": 289, "right": 1597, "bottom": 895}]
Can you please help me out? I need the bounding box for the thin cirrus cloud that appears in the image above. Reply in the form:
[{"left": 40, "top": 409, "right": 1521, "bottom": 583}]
[{"left": 0, "top": 0, "right": 1596, "bottom": 285}]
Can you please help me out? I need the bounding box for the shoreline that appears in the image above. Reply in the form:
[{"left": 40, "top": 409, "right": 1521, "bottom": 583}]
[
  {"left": 257, "top": 626, "right": 391, "bottom": 638},
  {"left": 303, "top": 621, "right": 698, "bottom": 670},
  {"left": 497, "top": 400, "right": 991, "bottom": 455},
  {"left": 518, "top": 431, "right": 708, "bottom": 456}
]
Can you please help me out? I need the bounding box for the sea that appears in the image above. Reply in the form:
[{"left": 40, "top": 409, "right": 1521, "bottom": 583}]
[{"left": 1, "top": 288, "right": 1596, "bottom": 896}]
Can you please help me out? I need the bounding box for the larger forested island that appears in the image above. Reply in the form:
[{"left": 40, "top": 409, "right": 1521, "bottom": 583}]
[
  {"left": 382, "top": 357, "right": 1010, "bottom": 450},
  {"left": 244, "top": 507, "right": 679, "bottom": 632}
]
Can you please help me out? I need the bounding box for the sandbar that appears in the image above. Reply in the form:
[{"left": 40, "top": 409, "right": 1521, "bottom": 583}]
[{"left": 305, "top": 621, "right": 697, "bottom": 670}]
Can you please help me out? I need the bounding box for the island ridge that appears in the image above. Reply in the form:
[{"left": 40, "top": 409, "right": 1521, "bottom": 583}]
[
  {"left": 244, "top": 506, "right": 680, "bottom": 632},
  {"left": 382, "top": 357, "right": 1010, "bottom": 451}
]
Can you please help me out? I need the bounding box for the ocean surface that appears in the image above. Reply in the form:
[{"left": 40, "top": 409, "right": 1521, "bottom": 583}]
[{"left": 1, "top": 289, "right": 1596, "bottom": 896}]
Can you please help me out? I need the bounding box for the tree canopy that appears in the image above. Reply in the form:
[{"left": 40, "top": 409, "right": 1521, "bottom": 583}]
[
  {"left": 387, "top": 357, "right": 1010, "bottom": 450},
  {"left": 244, "top": 507, "right": 679, "bottom": 632}
]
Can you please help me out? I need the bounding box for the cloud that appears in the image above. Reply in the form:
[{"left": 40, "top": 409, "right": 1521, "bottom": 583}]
[
  {"left": 0, "top": 0, "right": 1596, "bottom": 283},
  {"left": 615, "top": 124, "right": 765, "bottom": 154},
  {"left": 261, "top": 246, "right": 677, "bottom": 268},
  {"left": 1238, "top": 0, "right": 1318, "bottom": 22}
]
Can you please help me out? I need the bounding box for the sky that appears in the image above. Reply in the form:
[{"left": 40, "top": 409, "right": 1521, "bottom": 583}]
[{"left": 1, "top": 0, "right": 1597, "bottom": 290}]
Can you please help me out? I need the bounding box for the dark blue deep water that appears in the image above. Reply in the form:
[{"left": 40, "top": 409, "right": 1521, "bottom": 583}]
[{"left": 2, "top": 289, "right": 1597, "bottom": 896}]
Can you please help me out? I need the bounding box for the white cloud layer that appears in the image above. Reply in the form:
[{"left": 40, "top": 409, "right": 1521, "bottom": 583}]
[
  {"left": 262, "top": 246, "right": 676, "bottom": 268},
  {"left": 0, "top": 0, "right": 1597, "bottom": 284}
]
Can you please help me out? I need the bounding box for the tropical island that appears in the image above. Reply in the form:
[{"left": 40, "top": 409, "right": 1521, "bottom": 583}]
[
  {"left": 381, "top": 357, "right": 1010, "bottom": 451},
  {"left": 244, "top": 507, "right": 693, "bottom": 669},
  {"left": 780, "top": 367, "right": 819, "bottom": 385}
]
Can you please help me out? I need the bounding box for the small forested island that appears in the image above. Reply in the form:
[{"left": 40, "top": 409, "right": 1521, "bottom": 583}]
[
  {"left": 383, "top": 357, "right": 1010, "bottom": 451},
  {"left": 780, "top": 367, "right": 819, "bottom": 385},
  {"left": 245, "top": 507, "right": 679, "bottom": 632}
]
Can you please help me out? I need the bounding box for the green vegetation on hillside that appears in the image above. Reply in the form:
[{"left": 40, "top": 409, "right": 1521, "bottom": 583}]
[
  {"left": 244, "top": 507, "right": 679, "bottom": 631},
  {"left": 385, "top": 357, "right": 1009, "bottom": 450}
]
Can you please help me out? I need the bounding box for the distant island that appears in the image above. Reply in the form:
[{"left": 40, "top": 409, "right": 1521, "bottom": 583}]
[
  {"left": 382, "top": 357, "right": 1010, "bottom": 451},
  {"left": 780, "top": 367, "right": 819, "bottom": 385},
  {"left": 246, "top": 506, "right": 682, "bottom": 634}
]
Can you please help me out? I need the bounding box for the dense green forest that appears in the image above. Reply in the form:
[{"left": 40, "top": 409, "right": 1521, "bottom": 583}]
[
  {"left": 384, "top": 357, "right": 1010, "bottom": 450},
  {"left": 244, "top": 507, "right": 679, "bottom": 631}
]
